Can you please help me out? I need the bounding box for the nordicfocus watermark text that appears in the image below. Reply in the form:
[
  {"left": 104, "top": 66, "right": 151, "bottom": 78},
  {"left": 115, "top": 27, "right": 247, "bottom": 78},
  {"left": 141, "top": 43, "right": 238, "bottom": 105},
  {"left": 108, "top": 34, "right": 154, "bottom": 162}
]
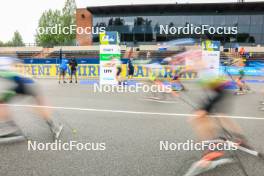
[
  {"left": 160, "top": 24, "right": 238, "bottom": 35},
  {"left": 28, "top": 140, "right": 106, "bottom": 151},
  {"left": 37, "top": 24, "right": 105, "bottom": 35},
  {"left": 160, "top": 140, "right": 238, "bottom": 151},
  {"left": 94, "top": 83, "right": 172, "bottom": 93}
]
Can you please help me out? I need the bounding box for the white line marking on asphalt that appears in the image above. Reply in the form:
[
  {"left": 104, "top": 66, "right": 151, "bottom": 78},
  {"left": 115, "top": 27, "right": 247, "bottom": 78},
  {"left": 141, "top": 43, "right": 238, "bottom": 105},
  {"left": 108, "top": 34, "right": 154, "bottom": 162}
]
[
  {"left": 3, "top": 104, "right": 264, "bottom": 120},
  {"left": 141, "top": 98, "right": 178, "bottom": 104}
]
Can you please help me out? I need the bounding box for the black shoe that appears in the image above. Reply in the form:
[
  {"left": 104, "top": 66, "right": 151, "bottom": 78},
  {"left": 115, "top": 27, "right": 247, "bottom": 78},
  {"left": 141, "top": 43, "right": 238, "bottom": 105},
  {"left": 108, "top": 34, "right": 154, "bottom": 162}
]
[
  {"left": 75, "top": 81, "right": 78, "bottom": 84},
  {"left": 63, "top": 81, "right": 67, "bottom": 84},
  {"left": 70, "top": 81, "right": 73, "bottom": 83}
]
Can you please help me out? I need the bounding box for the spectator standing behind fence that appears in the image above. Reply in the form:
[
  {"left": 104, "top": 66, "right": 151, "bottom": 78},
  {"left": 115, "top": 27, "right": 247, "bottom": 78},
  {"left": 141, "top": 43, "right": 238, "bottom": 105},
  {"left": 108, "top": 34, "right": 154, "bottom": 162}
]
[
  {"left": 127, "top": 58, "right": 134, "bottom": 80},
  {"left": 69, "top": 58, "right": 78, "bottom": 83},
  {"left": 58, "top": 57, "right": 68, "bottom": 84}
]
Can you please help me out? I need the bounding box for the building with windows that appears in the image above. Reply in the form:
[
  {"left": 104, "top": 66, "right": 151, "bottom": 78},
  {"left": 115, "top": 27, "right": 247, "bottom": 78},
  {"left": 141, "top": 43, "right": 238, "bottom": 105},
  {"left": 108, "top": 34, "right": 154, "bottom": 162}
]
[{"left": 76, "top": 2, "right": 264, "bottom": 46}]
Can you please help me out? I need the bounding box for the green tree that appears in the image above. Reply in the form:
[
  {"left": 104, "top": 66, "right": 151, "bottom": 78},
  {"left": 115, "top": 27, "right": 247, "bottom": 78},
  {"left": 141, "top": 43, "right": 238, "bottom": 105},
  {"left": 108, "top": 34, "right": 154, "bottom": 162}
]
[
  {"left": 35, "top": 0, "right": 76, "bottom": 47},
  {"left": 0, "top": 40, "right": 4, "bottom": 47},
  {"left": 36, "top": 9, "right": 62, "bottom": 47},
  {"left": 61, "top": 0, "right": 77, "bottom": 45},
  {"left": 4, "top": 31, "right": 25, "bottom": 47},
  {"left": 12, "top": 31, "right": 25, "bottom": 46},
  {"left": 63, "top": 0, "right": 76, "bottom": 15}
]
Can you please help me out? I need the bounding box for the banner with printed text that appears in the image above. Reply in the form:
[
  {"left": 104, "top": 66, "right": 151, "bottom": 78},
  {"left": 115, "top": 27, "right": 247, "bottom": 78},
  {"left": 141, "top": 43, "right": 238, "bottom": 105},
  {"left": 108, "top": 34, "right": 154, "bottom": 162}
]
[{"left": 99, "top": 32, "right": 121, "bottom": 85}]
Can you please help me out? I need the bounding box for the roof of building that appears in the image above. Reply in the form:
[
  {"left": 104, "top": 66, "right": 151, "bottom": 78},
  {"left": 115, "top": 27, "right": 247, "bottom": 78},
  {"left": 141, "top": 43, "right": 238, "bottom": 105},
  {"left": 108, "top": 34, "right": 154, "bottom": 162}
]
[{"left": 86, "top": 2, "right": 264, "bottom": 15}]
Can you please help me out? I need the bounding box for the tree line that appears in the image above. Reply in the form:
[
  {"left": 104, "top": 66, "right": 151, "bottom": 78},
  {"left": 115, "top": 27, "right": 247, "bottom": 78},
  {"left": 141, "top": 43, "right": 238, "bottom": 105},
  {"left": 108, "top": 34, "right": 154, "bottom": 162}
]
[
  {"left": 0, "top": 31, "right": 24, "bottom": 47},
  {"left": 0, "top": 0, "right": 76, "bottom": 47}
]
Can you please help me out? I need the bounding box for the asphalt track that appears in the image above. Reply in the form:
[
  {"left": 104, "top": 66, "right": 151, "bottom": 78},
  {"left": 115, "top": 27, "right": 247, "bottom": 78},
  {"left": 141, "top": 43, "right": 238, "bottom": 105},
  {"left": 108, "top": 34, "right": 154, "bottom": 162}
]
[{"left": 1, "top": 79, "right": 264, "bottom": 176}]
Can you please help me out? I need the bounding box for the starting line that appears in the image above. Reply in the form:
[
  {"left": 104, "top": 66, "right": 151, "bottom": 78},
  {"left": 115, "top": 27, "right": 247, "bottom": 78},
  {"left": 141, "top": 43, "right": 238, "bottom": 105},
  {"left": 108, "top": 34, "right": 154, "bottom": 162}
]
[{"left": 3, "top": 103, "right": 264, "bottom": 121}]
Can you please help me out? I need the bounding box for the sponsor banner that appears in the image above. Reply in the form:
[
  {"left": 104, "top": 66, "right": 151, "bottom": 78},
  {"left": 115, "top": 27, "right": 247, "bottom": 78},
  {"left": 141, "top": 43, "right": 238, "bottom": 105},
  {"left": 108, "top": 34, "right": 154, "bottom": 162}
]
[
  {"left": 133, "top": 65, "right": 197, "bottom": 79},
  {"left": 24, "top": 58, "right": 58, "bottom": 64},
  {"left": 99, "top": 32, "right": 120, "bottom": 45},
  {"left": 247, "top": 61, "right": 264, "bottom": 68},
  {"left": 99, "top": 54, "right": 121, "bottom": 61},
  {"left": 15, "top": 64, "right": 99, "bottom": 78},
  {"left": 201, "top": 40, "right": 220, "bottom": 76},
  {"left": 15, "top": 62, "right": 263, "bottom": 78},
  {"left": 221, "top": 66, "right": 264, "bottom": 76},
  {"left": 15, "top": 64, "right": 198, "bottom": 79},
  {"left": 99, "top": 45, "right": 121, "bottom": 55},
  {"left": 100, "top": 61, "right": 117, "bottom": 84},
  {"left": 99, "top": 53, "right": 121, "bottom": 84},
  {"left": 202, "top": 40, "right": 220, "bottom": 51},
  {"left": 99, "top": 32, "right": 121, "bottom": 85},
  {"left": 23, "top": 58, "right": 129, "bottom": 64}
]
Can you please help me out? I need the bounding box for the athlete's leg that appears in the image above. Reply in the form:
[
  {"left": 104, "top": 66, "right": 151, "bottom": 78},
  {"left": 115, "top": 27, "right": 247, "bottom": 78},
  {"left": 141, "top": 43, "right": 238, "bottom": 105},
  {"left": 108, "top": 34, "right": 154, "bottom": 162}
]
[
  {"left": 0, "top": 85, "right": 19, "bottom": 120},
  {"left": 33, "top": 95, "right": 63, "bottom": 138},
  {"left": 190, "top": 88, "right": 226, "bottom": 141},
  {"left": 208, "top": 88, "right": 246, "bottom": 143},
  {"left": 213, "top": 89, "right": 245, "bottom": 139},
  {"left": 191, "top": 110, "right": 218, "bottom": 141},
  {"left": 0, "top": 71, "right": 16, "bottom": 121},
  {"left": 185, "top": 89, "right": 236, "bottom": 176},
  {"left": 12, "top": 75, "right": 63, "bottom": 139},
  {"left": 236, "top": 80, "right": 243, "bottom": 91},
  {"left": 241, "top": 80, "right": 251, "bottom": 91},
  {"left": 0, "top": 73, "right": 18, "bottom": 123},
  {"left": 175, "top": 79, "right": 186, "bottom": 91},
  {"left": 0, "top": 104, "right": 9, "bottom": 121},
  {"left": 0, "top": 89, "right": 25, "bottom": 138},
  {"left": 32, "top": 95, "right": 63, "bottom": 139},
  {"left": 217, "top": 116, "right": 243, "bottom": 135}
]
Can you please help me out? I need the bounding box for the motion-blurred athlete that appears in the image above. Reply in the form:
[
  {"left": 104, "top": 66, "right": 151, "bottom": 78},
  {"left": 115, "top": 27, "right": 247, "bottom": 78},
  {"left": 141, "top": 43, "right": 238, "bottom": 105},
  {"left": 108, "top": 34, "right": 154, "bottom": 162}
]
[
  {"left": 235, "top": 69, "right": 251, "bottom": 95},
  {"left": 171, "top": 67, "right": 186, "bottom": 91},
  {"left": 0, "top": 57, "right": 63, "bottom": 142},
  {"left": 167, "top": 51, "right": 248, "bottom": 176}
]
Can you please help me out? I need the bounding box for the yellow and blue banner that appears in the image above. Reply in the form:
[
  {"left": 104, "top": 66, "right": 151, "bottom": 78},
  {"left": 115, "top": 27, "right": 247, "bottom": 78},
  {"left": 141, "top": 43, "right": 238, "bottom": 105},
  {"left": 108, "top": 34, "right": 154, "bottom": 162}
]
[{"left": 15, "top": 63, "right": 198, "bottom": 79}]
